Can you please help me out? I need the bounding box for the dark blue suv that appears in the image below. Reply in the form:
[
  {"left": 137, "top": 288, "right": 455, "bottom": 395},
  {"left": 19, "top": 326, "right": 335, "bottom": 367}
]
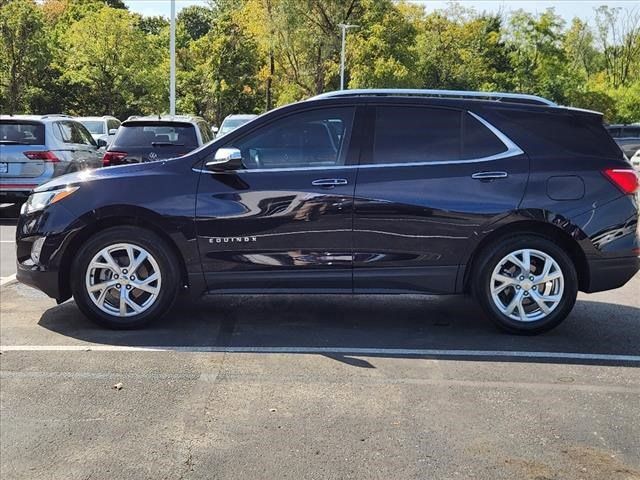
[{"left": 15, "top": 89, "right": 639, "bottom": 333}]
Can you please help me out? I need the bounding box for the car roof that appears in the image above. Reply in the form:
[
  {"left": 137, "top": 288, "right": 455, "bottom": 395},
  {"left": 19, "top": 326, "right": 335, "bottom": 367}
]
[
  {"left": 75, "top": 116, "right": 119, "bottom": 121},
  {"left": 0, "top": 114, "right": 77, "bottom": 124},
  {"left": 223, "top": 114, "right": 258, "bottom": 120}
]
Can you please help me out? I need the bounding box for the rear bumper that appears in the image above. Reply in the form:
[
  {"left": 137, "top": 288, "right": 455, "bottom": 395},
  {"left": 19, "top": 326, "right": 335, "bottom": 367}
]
[{"left": 584, "top": 255, "right": 640, "bottom": 293}]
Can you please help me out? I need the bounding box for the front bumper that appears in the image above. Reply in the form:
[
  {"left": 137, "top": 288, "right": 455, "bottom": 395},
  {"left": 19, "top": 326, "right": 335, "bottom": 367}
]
[
  {"left": 16, "top": 262, "right": 62, "bottom": 299},
  {"left": 15, "top": 203, "right": 80, "bottom": 301}
]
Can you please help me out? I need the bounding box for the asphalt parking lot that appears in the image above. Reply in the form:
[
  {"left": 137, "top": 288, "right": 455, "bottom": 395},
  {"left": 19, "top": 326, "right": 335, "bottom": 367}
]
[{"left": 1, "top": 251, "right": 639, "bottom": 479}]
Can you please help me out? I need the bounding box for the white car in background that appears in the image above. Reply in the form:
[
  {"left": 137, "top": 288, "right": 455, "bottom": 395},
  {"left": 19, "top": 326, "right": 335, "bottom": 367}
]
[
  {"left": 76, "top": 116, "right": 121, "bottom": 147},
  {"left": 215, "top": 114, "right": 258, "bottom": 138},
  {"left": 631, "top": 149, "right": 640, "bottom": 170}
]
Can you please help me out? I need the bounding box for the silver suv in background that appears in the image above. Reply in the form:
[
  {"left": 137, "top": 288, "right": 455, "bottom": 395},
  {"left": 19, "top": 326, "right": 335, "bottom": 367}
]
[
  {"left": 76, "top": 116, "right": 121, "bottom": 146},
  {"left": 0, "top": 115, "right": 103, "bottom": 203},
  {"left": 215, "top": 114, "right": 258, "bottom": 138},
  {"left": 606, "top": 123, "right": 640, "bottom": 158}
]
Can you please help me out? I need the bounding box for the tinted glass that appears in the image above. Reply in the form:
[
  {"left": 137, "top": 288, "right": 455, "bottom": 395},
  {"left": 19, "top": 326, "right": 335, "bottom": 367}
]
[
  {"left": 0, "top": 121, "right": 45, "bottom": 145},
  {"left": 622, "top": 127, "right": 640, "bottom": 137},
  {"left": 230, "top": 107, "right": 354, "bottom": 170},
  {"left": 113, "top": 122, "right": 198, "bottom": 148},
  {"left": 372, "top": 107, "right": 462, "bottom": 164},
  {"left": 198, "top": 121, "right": 211, "bottom": 143},
  {"left": 462, "top": 113, "right": 507, "bottom": 159},
  {"left": 80, "top": 121, "right": 105, "bottom": 134}
]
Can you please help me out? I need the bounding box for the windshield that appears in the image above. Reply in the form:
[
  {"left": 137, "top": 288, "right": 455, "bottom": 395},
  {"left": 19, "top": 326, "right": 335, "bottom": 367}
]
[
  {"left": 0, "top": 121, "right": 45, "bottom": 145},
  {"left": 80, "top": 120, "right": 105, "bottom": 135},
  {"left": 113, "top": 122, "right": 198, "bottom": 148}
]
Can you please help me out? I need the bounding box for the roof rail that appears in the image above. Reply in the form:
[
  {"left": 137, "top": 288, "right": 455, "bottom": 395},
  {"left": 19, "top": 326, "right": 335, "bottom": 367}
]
[
  {"left": 308, "top": 89, "right": 557, "bottom": 107},
  {"left": 41, "top": 113, "right": 72, "bottom": 119}
]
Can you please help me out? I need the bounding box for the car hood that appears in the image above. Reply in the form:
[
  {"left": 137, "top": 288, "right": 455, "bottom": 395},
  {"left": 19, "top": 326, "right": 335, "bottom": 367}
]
[{"left": 34, "top": 162, "right": 161, "bottom": 193}]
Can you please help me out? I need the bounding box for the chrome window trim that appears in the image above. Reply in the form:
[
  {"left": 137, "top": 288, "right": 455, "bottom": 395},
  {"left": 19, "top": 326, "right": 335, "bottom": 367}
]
[{"left": 194, "top": 111, "right": 524, "bottom": 174}]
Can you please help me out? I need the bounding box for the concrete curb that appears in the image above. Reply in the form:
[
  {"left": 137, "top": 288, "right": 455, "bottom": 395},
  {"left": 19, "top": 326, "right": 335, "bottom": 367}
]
[{"left": 0, "top": 274, "right": 17, "bottom": 287}]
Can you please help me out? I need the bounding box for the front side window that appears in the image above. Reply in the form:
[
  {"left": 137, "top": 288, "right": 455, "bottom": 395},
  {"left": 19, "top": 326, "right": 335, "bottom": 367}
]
[
  {"left": 73, "top": 122, "right": 97, "bottom": 145},
  {"left": 230, "top": 107, "right": 355, "bottom": 170},
  {"left": 370, "top": 106, "right": 507, "bottom": 165}
]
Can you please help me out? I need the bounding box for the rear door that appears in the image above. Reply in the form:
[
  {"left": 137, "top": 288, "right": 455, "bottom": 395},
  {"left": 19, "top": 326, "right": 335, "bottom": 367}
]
[
  {"left": 54, "top": 121, "right": 101, "bottom": 171},
  {"left": 195, "top": 105, "right": 361, "bottom": 292},
  {"left": 353, "top": 104, "right": 529, "bottom": 294},
  {"left": 0, "top": 120, "right": 48, "bottom": 185}
]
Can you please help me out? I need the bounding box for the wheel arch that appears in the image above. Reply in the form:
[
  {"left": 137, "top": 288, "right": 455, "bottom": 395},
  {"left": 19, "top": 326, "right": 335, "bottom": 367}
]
[
  {"left": 462, "top": 218, "right": 590, "bottom": 293},
  {"left": 57, "top": 210, "right": 191, "bottom": 301}
]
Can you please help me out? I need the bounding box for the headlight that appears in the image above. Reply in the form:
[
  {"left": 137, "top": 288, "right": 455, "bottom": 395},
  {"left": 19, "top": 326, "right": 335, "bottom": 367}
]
[{"left": 21, "top": 186, "right": 79, "bottom": 214}]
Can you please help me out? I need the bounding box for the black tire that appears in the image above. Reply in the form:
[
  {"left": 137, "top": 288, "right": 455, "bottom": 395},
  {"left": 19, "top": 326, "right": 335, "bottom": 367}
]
[
  {"left": 70, "top": 226, "right": 180, "bottom": 329},
  {"left": 472, "top": 235, "right": 578, "bottom": 335}
]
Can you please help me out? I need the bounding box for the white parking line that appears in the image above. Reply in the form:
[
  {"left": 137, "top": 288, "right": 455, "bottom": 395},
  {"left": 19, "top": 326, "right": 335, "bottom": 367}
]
[{"left": 0, "top": 345, "right": 639, "bottom": 362}]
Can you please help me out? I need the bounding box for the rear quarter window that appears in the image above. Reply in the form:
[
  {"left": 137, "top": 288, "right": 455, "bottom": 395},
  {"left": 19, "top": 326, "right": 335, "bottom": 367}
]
[
  {"left": 485, "top": 109, "right": 623, "bottom": 159},
  {"left": 0, "top": 121, "right": 45, "bottom": 145}
]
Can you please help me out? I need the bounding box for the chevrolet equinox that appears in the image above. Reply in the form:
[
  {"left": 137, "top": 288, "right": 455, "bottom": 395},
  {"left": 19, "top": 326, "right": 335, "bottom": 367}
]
[{"left": 16, "top": 89, "right": 640, "bottom": 333}]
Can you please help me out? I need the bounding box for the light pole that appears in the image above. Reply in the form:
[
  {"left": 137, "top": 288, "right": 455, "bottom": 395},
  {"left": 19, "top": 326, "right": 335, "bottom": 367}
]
[
  {"left": 338, "top": 23, "right": 358, "bottom": 90},
  {"left": 169, "top": 0, "right": 176, "bottom": 115}
]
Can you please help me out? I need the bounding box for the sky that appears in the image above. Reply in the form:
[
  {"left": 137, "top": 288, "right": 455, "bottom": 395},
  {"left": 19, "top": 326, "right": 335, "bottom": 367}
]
[{"left": 123, "top": 0, "right": 639, "bottom": 25}]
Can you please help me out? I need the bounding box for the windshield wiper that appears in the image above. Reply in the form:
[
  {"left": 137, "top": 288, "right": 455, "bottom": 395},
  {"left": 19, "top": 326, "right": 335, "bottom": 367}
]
[{"left": 151, "top": 142, "right": 185, "bottom": 147}]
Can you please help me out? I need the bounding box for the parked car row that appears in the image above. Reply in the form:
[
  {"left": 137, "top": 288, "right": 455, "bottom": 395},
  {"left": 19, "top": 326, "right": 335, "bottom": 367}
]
[{"left": 1, "top": 112, "right": 258, "bottom": 202}]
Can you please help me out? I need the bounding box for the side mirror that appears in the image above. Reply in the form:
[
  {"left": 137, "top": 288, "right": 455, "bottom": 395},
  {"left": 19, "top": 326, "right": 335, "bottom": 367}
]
[
  {"left": 108, "top": 128, "right": 118, "bottom": 136},
  {"left": 205, "top": 147, "right": 243, "bottom": 171},
  {"left": 96, "top": 138, "right": 108, "bottom": 148},
  {"left": 211, "top": 126, "right": 219, "bottom": 134}
]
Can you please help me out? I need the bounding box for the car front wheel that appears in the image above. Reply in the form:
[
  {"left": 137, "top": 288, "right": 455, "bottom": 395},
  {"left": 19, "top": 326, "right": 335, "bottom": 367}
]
[{"left": 71, "top": 226, "right": 180, "bottom": 329}]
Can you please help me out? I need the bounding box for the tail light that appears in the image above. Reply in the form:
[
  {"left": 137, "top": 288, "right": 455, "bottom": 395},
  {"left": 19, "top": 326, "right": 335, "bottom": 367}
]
[
  {"left": 102, "top": 151, "right": 127, "bottom": 167},
  {"left": 23, "top": 151, "right": 60, "bottom": 163},
  {"left": 603, "top": 169, "right": 639, "bottom": 195}
]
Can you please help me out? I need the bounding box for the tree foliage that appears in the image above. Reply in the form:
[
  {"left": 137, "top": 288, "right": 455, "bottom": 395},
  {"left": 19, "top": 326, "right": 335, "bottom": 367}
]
[{"left": 1, "top": 0, "right": 639, "bottom": 123}]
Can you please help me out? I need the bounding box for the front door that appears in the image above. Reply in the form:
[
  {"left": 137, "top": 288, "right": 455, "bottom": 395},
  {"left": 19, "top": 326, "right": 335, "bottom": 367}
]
[{"left": 195, "top": 106, "right": 361, "bottom": 292}]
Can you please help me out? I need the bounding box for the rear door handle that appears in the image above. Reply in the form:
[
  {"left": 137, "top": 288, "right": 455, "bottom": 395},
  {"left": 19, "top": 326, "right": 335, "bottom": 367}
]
[
  {"left": 471, "top": 171, "right": 509, "bottom": 181},
  {"left": 312, "top": 178, "right": 348, "bottom": 187}
]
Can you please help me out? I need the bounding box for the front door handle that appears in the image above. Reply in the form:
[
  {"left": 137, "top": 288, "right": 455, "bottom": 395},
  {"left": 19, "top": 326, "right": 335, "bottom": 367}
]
[
  {"left": 312, "top": 178, "right": 348, "bottom": 187},
  {"left": 471, "top": 171, "right": 509, "bottom": 181}
]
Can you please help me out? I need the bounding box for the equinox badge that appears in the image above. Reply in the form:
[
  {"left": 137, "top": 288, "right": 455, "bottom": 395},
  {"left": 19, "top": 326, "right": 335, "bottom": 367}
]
[{"left": 209, "top": 236, "right": 258, "bottom": 244}]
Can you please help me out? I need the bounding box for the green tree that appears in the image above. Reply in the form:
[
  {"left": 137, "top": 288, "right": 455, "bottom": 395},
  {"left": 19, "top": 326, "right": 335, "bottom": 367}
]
[
  {"left": 0, "top": 0, "right": 51, "bottom": 113},
  {"left": 178, "top": 5, "right": 213, "bottom": 41},
  {"left": 348, "top": 0, "right": 420, "bottom": 88},
  {"left": 60, "top": 6, "right": 166, "bottom": 117},
  {"left": 178, "top": 2, "right": 262, "bottom": 124}
]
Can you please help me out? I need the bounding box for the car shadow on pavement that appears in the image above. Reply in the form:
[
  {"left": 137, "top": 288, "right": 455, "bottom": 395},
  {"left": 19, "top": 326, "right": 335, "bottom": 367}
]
[{"left": 36, "top": 293, "right": 640, "bottom": 366}]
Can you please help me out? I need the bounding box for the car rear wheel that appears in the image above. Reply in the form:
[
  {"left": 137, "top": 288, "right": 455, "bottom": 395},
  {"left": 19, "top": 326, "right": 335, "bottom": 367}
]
[
  {"left": 472, "top": 235, "right": 578, "bottom": 334},
  {"left": 71, "top": 226, "right": 180, "bottom": 329}
]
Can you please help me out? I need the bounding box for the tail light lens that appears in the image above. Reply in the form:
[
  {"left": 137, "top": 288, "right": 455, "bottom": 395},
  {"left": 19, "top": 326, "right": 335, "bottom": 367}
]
[
  {"left": 102, "top": 151, "right": 127, "bottom": 167},
  {"left": 23, "top": 151, "right": 60, "bottom": 163},
  {"left": 603, "top": 169, "right": 639, "bottom": 195}
]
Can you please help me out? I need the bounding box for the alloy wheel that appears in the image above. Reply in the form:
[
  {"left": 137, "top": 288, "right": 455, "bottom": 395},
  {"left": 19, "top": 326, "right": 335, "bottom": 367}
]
[
  {"left": 85, "top": 243, "right": 162, "bottom": 317},
  {"left": 490, "top": 248, "right": 564, "bottom": 322}
]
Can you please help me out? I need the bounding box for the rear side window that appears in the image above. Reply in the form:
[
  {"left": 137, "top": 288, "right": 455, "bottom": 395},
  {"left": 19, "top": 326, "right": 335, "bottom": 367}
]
[
  {"left": 0, "top": 121, "right": 45, "bottom": 145},
  {"left": 107, "top": 119, "right": 120, "bottom": 131},
  {"left": 113, "top": 122, "right": 198, "bottom": 148},
  {"left": 53, "top": 121, "right": 94, "bottom": 145},
  {"left": 370, "top": 106, "right": 507, "bottom": 165}
]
